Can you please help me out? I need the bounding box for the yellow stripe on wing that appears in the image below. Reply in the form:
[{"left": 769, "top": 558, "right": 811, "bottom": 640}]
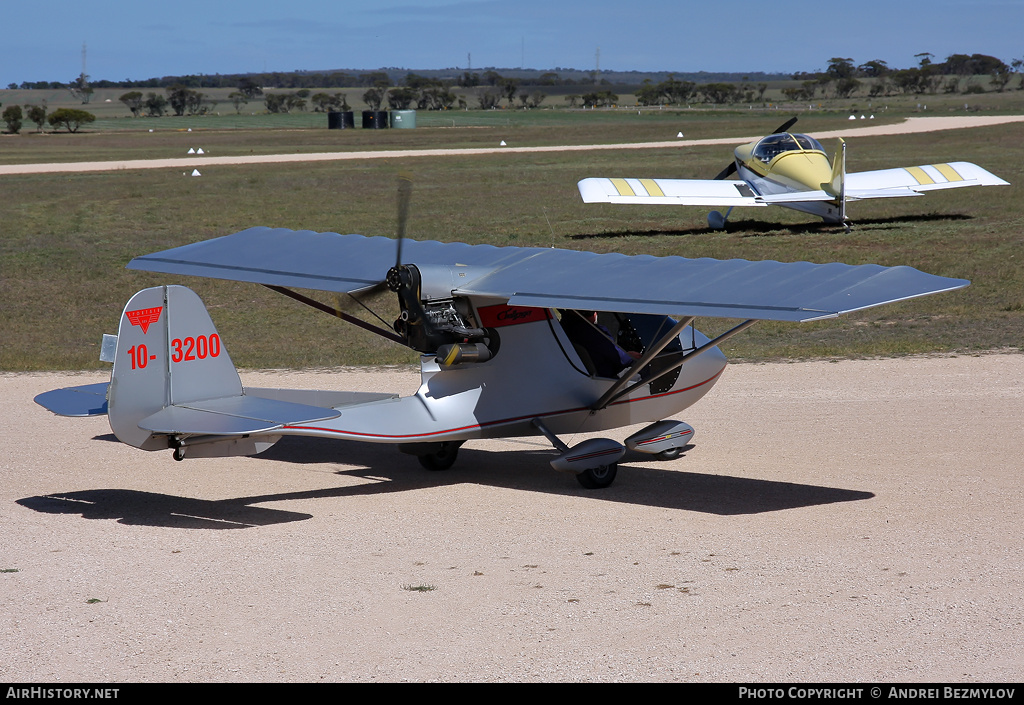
[
  {"left": 904, "top": 166, "right": 935, "bottom": 185},
  {"left": 933, "top": 163, "right": 964, "bottom": 183},
  {"left": 610, "top": 178, "right": 635, "bottom": 196},
  {"left": 639, "top": 179, "right": 665, "bottom": 197}
]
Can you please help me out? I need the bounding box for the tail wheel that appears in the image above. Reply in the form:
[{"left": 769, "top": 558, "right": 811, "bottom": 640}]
[
  {"left": 576, "top": 463, "right": 618, "bottom": 489},
  {"left": 417, "top": 441, "right": 463, "bottom": 471}
]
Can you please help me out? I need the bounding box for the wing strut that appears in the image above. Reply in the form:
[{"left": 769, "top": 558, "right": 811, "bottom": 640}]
[
  {"left": 264, "top": 285, "right": 405, "bottom": 344},
  {"left": 590, "top": 318, "right": 757, "bottom": 411},
  {"left": 590, "top": 316, "right": 693, "bottom": 411}
]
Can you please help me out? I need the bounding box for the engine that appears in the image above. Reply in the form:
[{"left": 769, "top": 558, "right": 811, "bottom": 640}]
[{"left": 387, "top": 263, "right": 498, "bottom": 365}]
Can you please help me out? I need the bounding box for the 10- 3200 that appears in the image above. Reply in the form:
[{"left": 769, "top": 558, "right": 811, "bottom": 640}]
[{"left": 126, "top": 335, "right": 221, "bottom": 370}]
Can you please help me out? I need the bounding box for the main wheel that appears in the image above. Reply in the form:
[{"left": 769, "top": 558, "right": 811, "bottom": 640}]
[
  {"left": 656, "top": 447, "right": 682, "bottom": 461},
  {"left": 417, "top": 441, "right": 462, "bottom": 471},
  {"left": 576, "top": 463, "right": 618, "bottom": 489}
]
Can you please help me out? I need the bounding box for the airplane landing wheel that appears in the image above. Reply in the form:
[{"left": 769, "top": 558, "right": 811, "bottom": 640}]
[
  {"left": 576, "top": 463, "right": 618, "bottom": 489},
  {"left": 656, "top": 447, "right": 682, "bottom": 461},
  {"left": 417, "top": 441, "right": 462, "bottom": 471}
]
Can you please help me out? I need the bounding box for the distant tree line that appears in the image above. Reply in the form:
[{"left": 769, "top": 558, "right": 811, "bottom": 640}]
[
  {"left": 6, "top": 52, "right": 1023, "bottom": 123},
  {"left": 785, "top": 54, "right": 1022, "bottom": 101},
  {"left": 9, "top": 68, "right": 641, "bottom": 93}
]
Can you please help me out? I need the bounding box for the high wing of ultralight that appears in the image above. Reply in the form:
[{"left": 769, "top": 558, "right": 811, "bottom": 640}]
[
  {"left": 578, "top": 117, "right": 1009, "bottom": 230},
  {"left": 36, "top": 224, "right": 969, "bottom": 489},
  {"left": 125, "top": 227, "right": 967, "bottom": 321}
]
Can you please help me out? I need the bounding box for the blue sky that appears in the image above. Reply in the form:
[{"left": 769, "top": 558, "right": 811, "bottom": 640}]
[{"left": 3, "top": 0, "right": 1022, "bottom": 86}]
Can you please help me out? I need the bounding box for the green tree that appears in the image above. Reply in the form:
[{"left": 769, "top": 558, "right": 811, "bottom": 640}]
[
  {"left": 858, "top": 59, "right": 890, "bottom": 78},
  {"left": 833, "top": 77, "right": 861, "bottom": 98},
  {"left": 699, "top": 83, "right": 737, "bottom": 104},
  {"left": 145, "top": 93, "right": 168, "bottom": 117},
  {"left": 387, "top": 86, "right": 418, "bottom": 110},
  {"left": 24, "top": 104, "right": 47, "bottom": 132},
  {"left": 476, "top": 87, "right": 502, "bottom": 110},
  {"left": 581, "top": 90, "right": 618, "bottom": 107},
  {"left": 228, "top": 91, "right": 248, "bottom": 113},
  {"left": 826, "top": 57, "right": 856, "bottom": 80},
  {"left": 237, "top": 77, "right": 263, "bottom": 99},
  {"left": 68, "top": 73, "right": 93, "bottom": 104},
  {"left": 635, "top": 79, "right": 663, "bottom": 106},
  {"left": 264, "top": 93, "right": 289, "bottom": 113},
  {"left": 3, "top": 105, "right": 23, "bottom": 133},
  {"left": 498, "top": 77, "right": 520, "bottom": 107},
  {"left": 990, "top": 64, "right": 1014, "bottom": 92},
  {"left": 362, "top": 86, "right": 386, "bottom": 111},
  {"left": 166, "top": 85, "right": 204, "bottom": 116},
  {"left": 119, "top": 91, "right": 144, "bottom": 116},
  {"left": 523, "top": 90, "right": 547, "bottom": 108},
  {"left": 47, "top": 108, "right": 95, "bottom": 133}
]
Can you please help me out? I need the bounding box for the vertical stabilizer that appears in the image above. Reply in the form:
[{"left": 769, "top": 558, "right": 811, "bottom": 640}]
[
  {"left": 829, "top": 138, "right": 847, "bottom": 223},
  {"left": 108, "top": 285, "right": 242, "bottom": 449}
]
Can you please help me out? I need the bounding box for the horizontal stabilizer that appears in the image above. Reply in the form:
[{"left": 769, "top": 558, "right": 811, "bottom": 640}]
[
  {"left": 244, "top": 387, "right": 397, "bottom": 408},
  {"left": 846, "top": 188, "right": 926, "bottom": 201},
  {"left": 138, "top": 394, "right": 341, "bottom": 436},
  {"left": 758, "top": 190, "right": 835, "bottom": 204},
  {"left": 34, "top": 382, "right": 109, "bottom": 417}
]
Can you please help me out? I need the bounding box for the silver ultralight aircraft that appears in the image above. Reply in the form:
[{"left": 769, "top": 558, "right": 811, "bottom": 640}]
[
  {"left": 35, "top": 187, "right": 969, "bottom": 489},
  {"left": 578, "top": 117, "right": 1009, "bottom": 231}
]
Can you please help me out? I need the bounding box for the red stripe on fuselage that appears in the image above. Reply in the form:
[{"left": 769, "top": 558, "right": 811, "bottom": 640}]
[{"left": 282, "top": 364, "right": 726, "bottom": 440}]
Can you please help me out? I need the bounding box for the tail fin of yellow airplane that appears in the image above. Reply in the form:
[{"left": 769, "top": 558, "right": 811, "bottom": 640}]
[{"left": 827, "top": 138, "right": 847, "bottom": 224}]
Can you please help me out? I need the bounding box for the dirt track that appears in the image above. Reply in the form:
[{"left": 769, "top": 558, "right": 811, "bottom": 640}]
[
  {"left": 3, "top": 354, "right": 1022, "bottom": 682},
  {"left": 2, "top": 115, "right": 1022, "bottom": 176}
]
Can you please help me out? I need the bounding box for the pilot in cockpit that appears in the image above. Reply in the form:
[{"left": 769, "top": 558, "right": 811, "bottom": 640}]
[{"left": 560, "top": 310, "right": 641, "bottom": 378}]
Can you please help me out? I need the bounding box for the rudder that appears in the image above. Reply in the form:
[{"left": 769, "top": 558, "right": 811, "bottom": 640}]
[{"left": 108, "top": 285, "right": 242, "bottom": 450}]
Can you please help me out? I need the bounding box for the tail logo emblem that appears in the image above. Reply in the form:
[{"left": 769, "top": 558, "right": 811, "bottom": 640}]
[{"left": 126, "top": 307, "right": 163, "bottom": 334}]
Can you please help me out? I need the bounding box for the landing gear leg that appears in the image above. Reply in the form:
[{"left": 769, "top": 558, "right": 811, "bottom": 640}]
[{"left": 708, "top": 207, "right": 734, "bottom": 231}]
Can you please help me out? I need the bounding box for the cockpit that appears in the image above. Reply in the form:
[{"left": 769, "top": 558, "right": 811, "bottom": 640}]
[{"left": 752, "top": 133, "right": 826, "bottom": 163}]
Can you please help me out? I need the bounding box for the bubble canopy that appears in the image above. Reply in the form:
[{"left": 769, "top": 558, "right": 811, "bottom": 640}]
[{"left": 752, "top": 133, "right": 826, "bottom": 162}]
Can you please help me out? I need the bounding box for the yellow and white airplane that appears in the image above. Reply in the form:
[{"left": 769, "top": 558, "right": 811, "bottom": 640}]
[{"left": 578, "top": 118, "right": 1009, "bottom": 231}]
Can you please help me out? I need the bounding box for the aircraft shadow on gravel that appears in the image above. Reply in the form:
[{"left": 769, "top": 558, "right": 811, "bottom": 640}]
[
  {"left": 17, "top": 436, "right": 873, "bottom": 530},
  {"left": 568, "top": 212, "right": 974, "bottom": 240}
]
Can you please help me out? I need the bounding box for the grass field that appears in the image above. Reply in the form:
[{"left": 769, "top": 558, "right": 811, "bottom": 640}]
[{"left": 1, "top": 103, "right": 1021, "bottom": 371}]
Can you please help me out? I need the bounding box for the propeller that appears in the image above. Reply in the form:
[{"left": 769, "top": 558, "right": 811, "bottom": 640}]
[
  {"left": 321, "top": 171, "right": 493, "bottom": 360},
  {"left": 328, "top": 172, "right": 413, "bottom": 323},
  {"left": 713, "top": 116, "right": 799, "bottom": 180},
  {"left": 770, "top": 116, "right": 799, "bottom": 134},
  {"left": 269, "top": 172, "right": 430, "bottom": 349},
  {"left": 394, "top": 171, "right": 412, "bottom": 268},
  {"left": 712, "top": 161, "right": 738, "bottom": 181}
]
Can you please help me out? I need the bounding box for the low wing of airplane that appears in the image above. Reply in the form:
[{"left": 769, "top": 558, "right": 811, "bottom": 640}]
[
  {"left": 844, "top": 160, "right": 1009, "bottom": 199},
  {"left": 578, "top": 118, "right": 1009, "bottom": 230},
  {"left": 36, "top": 221, "right": 970, "bottom": 489}
]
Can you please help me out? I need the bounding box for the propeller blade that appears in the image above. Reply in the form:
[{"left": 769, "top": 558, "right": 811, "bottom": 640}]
[
  {"left": 395, "top": 172, "right": 413, "bottom": 267},
  {"left": 337, "top": 280, "right": 389, "bottom": 310},
  {"left": 714, "top": 117, "right": 797, "bottom": 180},
  {"left": 713, "top": 161, "right": 737, "bottom": 180},
  {"left": 770, "top": 116, "right": 798, "bottom": 134}
]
